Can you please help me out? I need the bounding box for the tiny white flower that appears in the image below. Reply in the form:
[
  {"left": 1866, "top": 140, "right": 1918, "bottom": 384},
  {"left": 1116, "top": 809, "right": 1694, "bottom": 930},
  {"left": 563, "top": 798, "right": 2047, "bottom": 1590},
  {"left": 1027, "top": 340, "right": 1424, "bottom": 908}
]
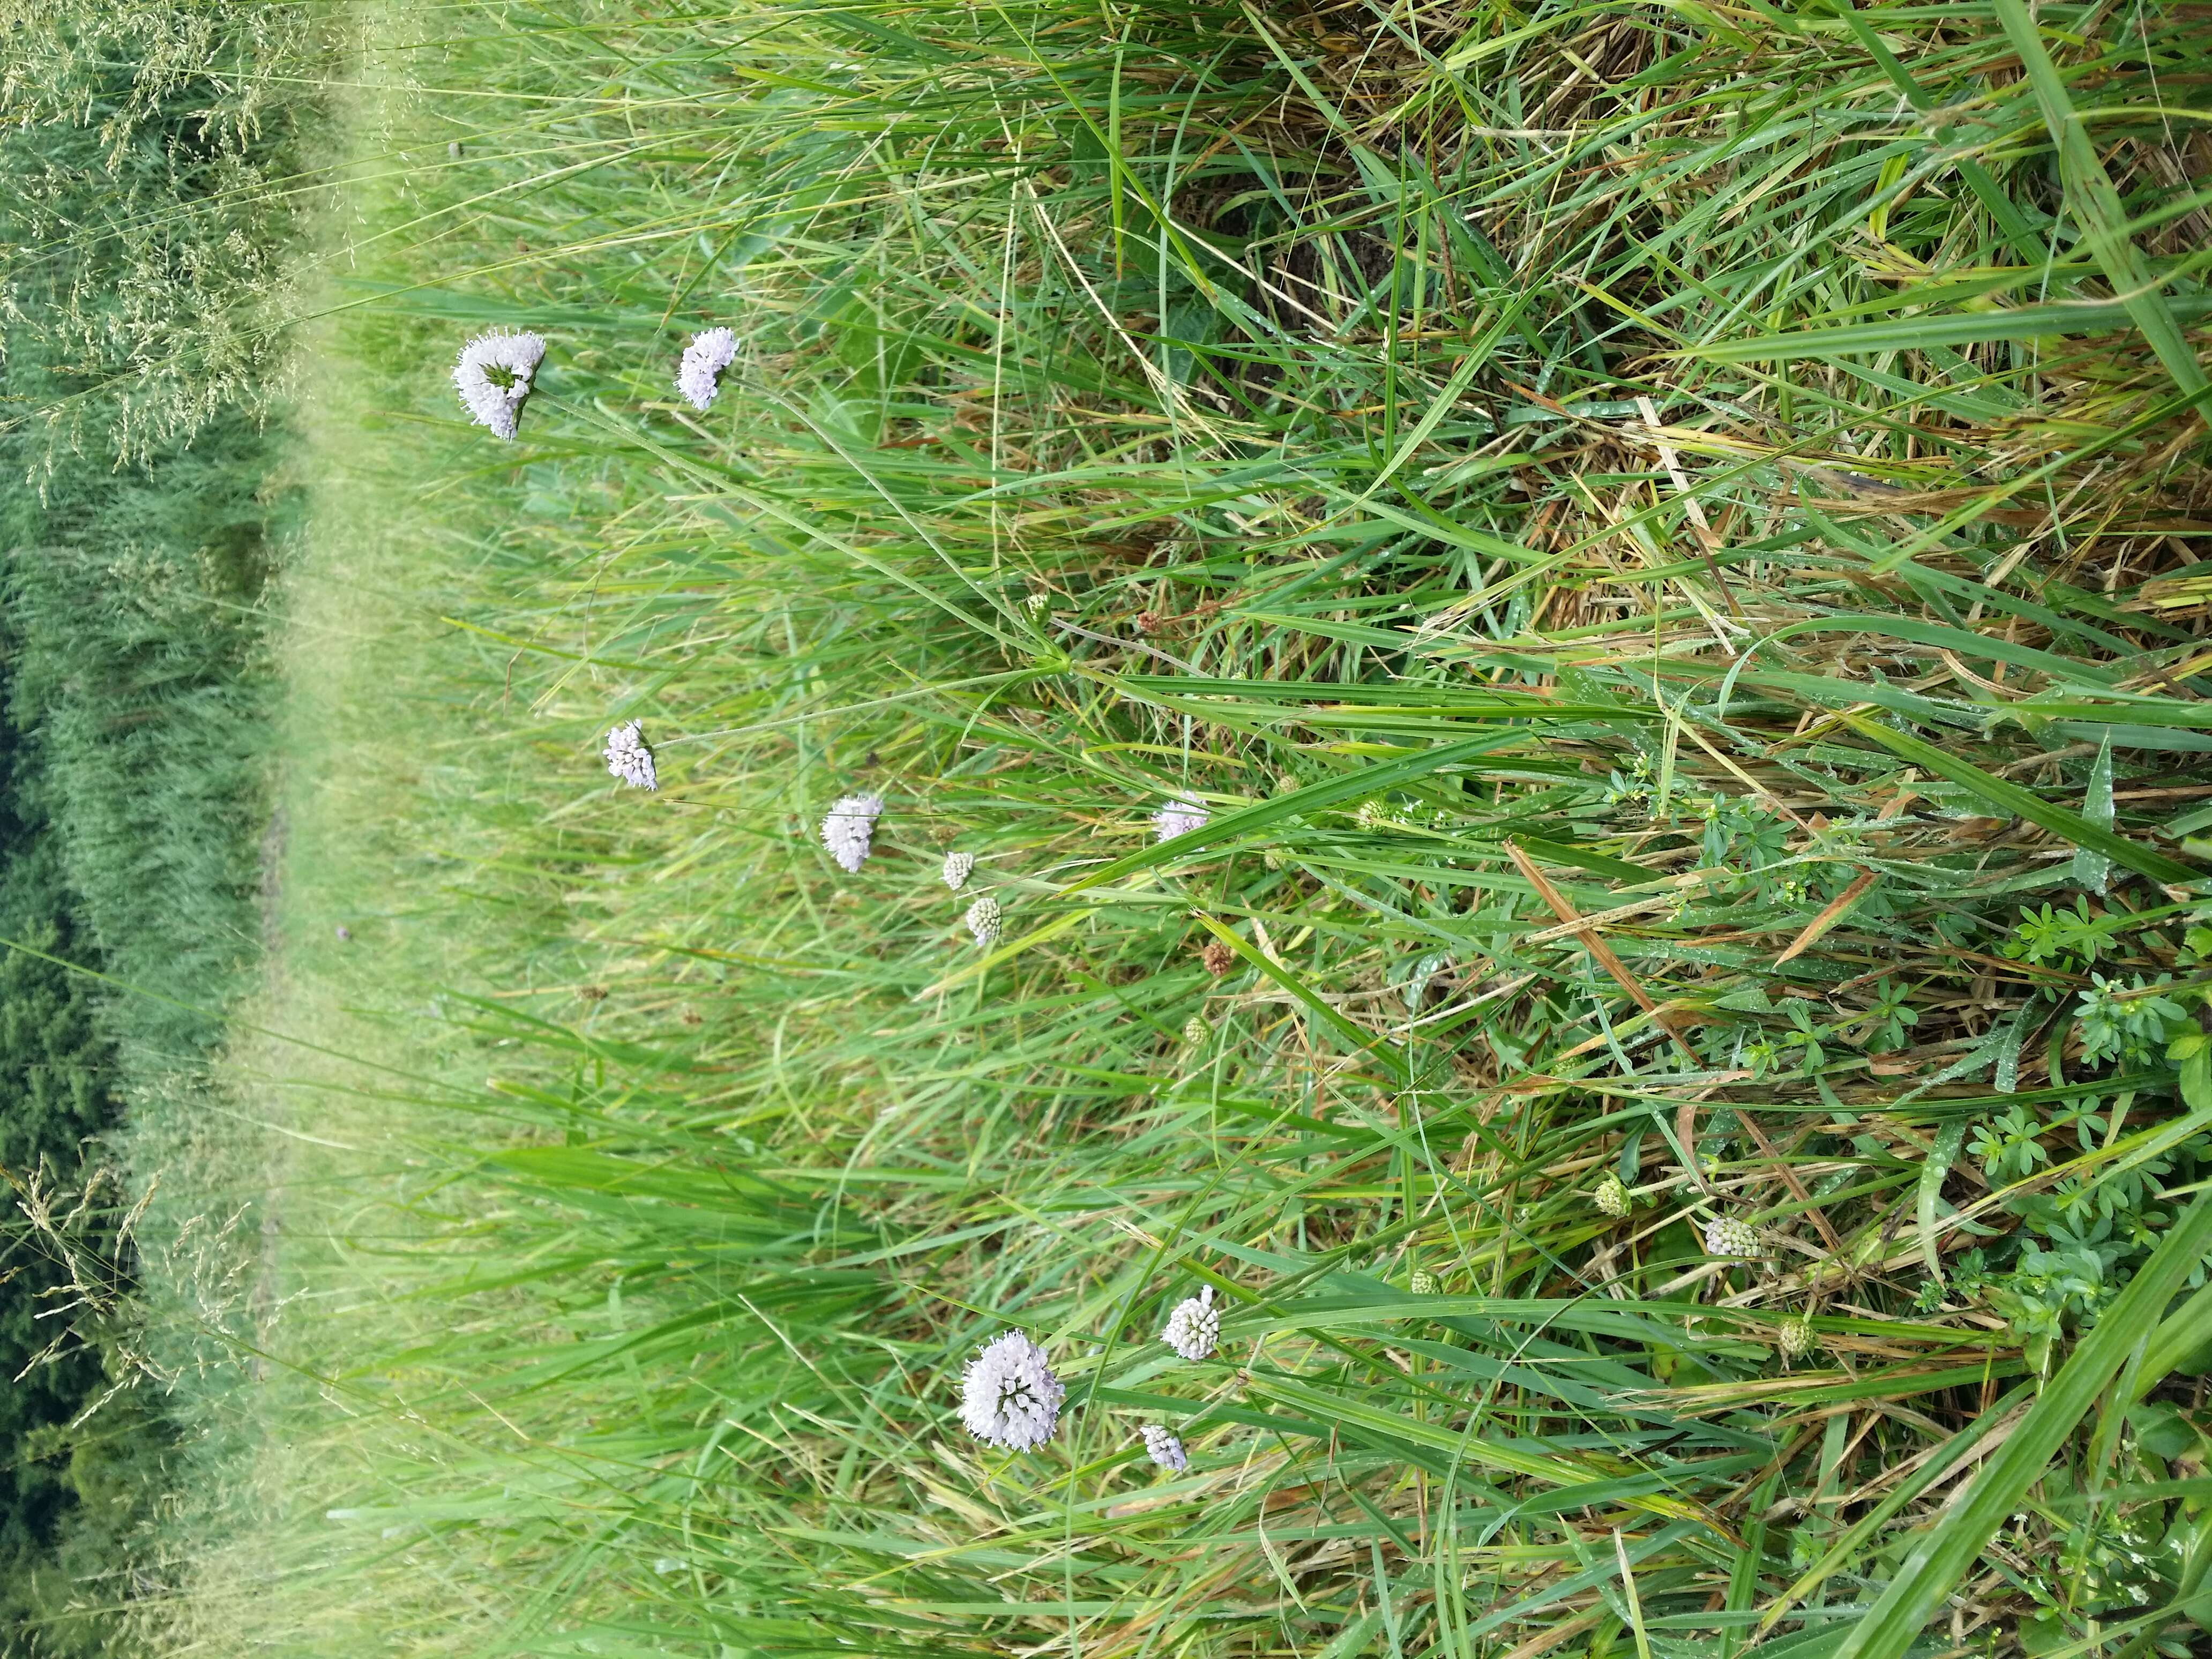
[
  {"left": 1593, "top": 1174, "right": 1629, "bottom": 1218},
  {"left": 452, "top": 328, "right": 546, "bottom": 440},
  {"left": 602, "top": 721, "right": 657, "bottom": 790},
  {"left": 1140, "top": 1424, "right": 1187, "bottom": 1472},
  {"left": 676, "top": 326, "right": 739, "bottom": 412},
  {"left": 1704, "top": 1216, "right": 1759, "bottom": 1258},
  {"left": 1777, "top": 1317, "right": 1815, "bottom": 1358},
  {"left": 1181, "top": 1014, "right": 1209, "bottom": 1048},
  {"left": 1154, "top": 795, "right": 1208, "bottom": 842},
  {"left": 941, "top": 849, "right": 975, "bottom": 891},
  {"left": 965, "top": 895, "right": 1002, "bottom": 947},
  {"left": 820, "top": 793, "right": 884, "bottom": 873},
  {"left": 959, "top": 1331, "right": 1064, "bottom": 1451},
  {"left": 1160, "top": 1284, "right": 1220, "bottom": 1362}
]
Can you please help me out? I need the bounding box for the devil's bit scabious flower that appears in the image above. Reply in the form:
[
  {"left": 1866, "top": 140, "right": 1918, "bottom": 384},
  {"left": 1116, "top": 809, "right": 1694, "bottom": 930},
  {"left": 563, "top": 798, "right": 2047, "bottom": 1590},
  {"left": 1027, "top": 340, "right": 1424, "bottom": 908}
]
[
  {"left": 1777, "top": 1316, "right": 1816, "bottom": 1358},
  {"left": 1409, "top": 1269, "right": 1438, "bottom": 1296},
  {"left": 1160, "top": 1285, "right": 1220, "bottom": 1362},
  {"left": 941, "top": 850, "right": 975, "bottom": 891},
  {"left": 820, "top": 794, "right": 884, "bottom": 873},
  {"left": 1181, "top": 1015, "right": 1208, "bottom": 1048},
  {"left": 1154, "top": 795, "right": 1208, "bottom": 843},
  {"left": 603, "top": 721, "right": 657, "bottom": 790},
  {"left": 1705, "top": 1216, "right": 1759, "bottom": 1258},
  {"left": 1140, "top": 1425, "right": 1187, "bottom": 1472},
  {"left": 676, "top": 326, "right": 738, "bottom": 412},
  {"left": 452, "top": 328, "right": 545, "bottom": 440},
  {"left": 965, "top": 895, "right": 1002, "bottom": 947},
  {"left": 1593, "top": 1174, "right": 1629, "bottom": 1218},
  {"left": 959, "top": 1332, "right": 1064, "bottom": 1451}
]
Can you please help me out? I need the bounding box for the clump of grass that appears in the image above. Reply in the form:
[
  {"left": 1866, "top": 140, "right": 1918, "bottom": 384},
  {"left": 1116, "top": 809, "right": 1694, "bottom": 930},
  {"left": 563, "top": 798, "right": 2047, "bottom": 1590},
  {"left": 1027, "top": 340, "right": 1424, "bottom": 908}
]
[{"left": 83, "top": 1, "right": 2212, "bottom": 1657}]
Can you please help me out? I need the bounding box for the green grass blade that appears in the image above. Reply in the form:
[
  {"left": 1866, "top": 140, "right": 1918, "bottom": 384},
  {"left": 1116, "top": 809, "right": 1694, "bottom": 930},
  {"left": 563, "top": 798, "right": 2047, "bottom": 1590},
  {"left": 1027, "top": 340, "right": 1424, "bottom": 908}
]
[{"left": 1834, "top": 1192, "right": 2212, "bottom": 1659}]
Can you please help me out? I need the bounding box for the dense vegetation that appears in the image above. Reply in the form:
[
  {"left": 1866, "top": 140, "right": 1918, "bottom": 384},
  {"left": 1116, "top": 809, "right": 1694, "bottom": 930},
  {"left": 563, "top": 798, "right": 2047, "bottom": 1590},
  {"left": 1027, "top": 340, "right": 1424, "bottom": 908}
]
[
  {"left": 0, "top": 3, "right": 324, "bottom": 1648},
  {"left": 9, "top": 0, "right": 2212, "bottom": 1656}
]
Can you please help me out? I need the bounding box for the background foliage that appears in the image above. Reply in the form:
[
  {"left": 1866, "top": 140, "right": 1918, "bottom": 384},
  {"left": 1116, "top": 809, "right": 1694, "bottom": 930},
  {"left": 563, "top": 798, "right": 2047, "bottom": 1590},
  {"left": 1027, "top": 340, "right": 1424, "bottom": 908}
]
[{"left": 0, "top": 3, "right": 326, "bottom": 1649}]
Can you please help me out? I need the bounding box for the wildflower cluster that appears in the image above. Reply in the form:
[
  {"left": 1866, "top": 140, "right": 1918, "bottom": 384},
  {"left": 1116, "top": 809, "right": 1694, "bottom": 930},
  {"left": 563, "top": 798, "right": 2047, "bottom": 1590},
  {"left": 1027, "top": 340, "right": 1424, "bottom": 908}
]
[
  {"left": 959, "top": 1332, "right": 1063, "bottom": 1451},
  {"left": 452, "top": 328, "right": 546, "bottom": 440},
  {"left": 676, "top": 326, "right": 738, "bottom": 410},
  {"left": 1154, "top": 796, "right": 1208, "bottom": 842},
  {"left": 1703, "top": 1216, "right": 1759, "bottom": 1258},
  {"left": 1160, "top": 1286, "right": 1219, "bottom": 1362},
  {"left": 602, "top": 721, "right": 656, "bottom": 790},
  {"left": 1140, "top": 1425, "right": 1187, "bottom": 1472},
  {"left": 820, "top": 794, "right": 884, "bottom": 872},
  {"left": 458, "top": 325, "right": 748, "bottom": 436}
]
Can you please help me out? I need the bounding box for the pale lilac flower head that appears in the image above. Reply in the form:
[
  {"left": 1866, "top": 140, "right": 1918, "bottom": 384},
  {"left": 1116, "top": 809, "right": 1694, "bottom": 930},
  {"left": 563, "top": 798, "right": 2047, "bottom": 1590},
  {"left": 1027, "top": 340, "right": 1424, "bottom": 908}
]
[
  {"left": 965, "top": 895, "right": 1002, "bottom": 948},
  {"left": 820, "top": 793, "right": 884, "bottom": 872},
  {"left": 941, "top": 849, "right": 975, "bottom": 891},
  {"left": 603, "top": 721, "right": 657, "bottom": 790},
  {"left": 1704, "top": 1216, "right": 1759, "bottom": 1258},
  {"left": 452, "top": 328, "right": 545, "bottom": 440},
  {"left": 1160, "top": 1284, "right": 1219, "bottom": 1362},
  {"left": 1154, "top": 795, "right": 1208, "bottom": 843},
  {"left": 676, "top": 326, "right": 739, "bottom": 412},
  {"left": 959, "top": 1331, "right": 1064, "bottom": 1451},
  {"left": 1140, "top": 1424, "right": 1187, "bottom": 1472}
]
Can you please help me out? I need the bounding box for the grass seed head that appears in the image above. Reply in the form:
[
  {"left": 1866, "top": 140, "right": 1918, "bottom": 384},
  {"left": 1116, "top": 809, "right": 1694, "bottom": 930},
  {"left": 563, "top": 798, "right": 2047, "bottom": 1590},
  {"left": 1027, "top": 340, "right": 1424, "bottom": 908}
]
[
  {"left": 451, "top": 328, "right": 545, "bottom": 439},
  {"left": 959, "top": 1332, "right": 1064, "bottom": 1452},
  {"left": 1160, "top": 1284, "right": 1219, "bottom": 1362}
]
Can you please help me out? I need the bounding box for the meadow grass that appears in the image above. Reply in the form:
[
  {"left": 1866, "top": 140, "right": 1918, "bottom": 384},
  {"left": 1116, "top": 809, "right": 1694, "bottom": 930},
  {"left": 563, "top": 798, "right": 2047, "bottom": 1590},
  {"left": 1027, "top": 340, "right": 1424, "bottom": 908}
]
[{"left": 70, "top": 0, "right": 2212, "bottom": 1656}]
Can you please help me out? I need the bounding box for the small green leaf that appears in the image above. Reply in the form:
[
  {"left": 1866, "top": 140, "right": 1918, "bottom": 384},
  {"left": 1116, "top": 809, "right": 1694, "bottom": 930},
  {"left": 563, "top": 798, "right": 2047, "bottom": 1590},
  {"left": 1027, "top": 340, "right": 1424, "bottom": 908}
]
[{"left": 1835, "top": 1193, "right": 2212, "bottom": 1659}]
